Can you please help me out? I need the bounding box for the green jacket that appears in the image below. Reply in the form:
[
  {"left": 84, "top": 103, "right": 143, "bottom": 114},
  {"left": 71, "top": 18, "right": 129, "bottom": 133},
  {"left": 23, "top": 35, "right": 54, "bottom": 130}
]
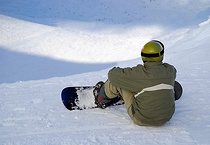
[{"left": 108, "top": 62, "right": 176, "bottom": 126}]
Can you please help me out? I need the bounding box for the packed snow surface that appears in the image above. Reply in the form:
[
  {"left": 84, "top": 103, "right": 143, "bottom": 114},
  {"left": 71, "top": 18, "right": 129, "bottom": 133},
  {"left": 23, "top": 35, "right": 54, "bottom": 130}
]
[{"left": 1, "top": 0, "right": 210, "bottom": 144}]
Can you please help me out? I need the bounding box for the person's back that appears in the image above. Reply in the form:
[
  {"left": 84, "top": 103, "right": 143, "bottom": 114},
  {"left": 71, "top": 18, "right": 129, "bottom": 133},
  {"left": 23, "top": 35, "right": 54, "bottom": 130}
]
[{"left": 124, "top": 62, "right": 176, "bottom": 126}]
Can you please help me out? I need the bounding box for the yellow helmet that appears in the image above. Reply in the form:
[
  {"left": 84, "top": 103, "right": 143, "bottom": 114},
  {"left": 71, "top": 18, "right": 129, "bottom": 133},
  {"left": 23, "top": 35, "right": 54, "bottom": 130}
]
[{"left": 141, "top": 40, "right": 164, "bottom": 62}]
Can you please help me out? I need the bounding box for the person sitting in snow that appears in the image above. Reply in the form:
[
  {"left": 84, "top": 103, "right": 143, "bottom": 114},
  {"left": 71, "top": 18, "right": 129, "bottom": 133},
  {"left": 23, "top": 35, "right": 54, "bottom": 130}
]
[{"left": 93, "top": 40, "right": 182, "bottom": 126}]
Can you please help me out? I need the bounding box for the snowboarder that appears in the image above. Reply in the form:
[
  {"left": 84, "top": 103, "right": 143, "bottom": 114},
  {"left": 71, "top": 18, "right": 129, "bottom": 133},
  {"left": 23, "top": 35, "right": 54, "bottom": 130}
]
[{"left": 93, "top": 40, "right": 181, "bottom": 126}]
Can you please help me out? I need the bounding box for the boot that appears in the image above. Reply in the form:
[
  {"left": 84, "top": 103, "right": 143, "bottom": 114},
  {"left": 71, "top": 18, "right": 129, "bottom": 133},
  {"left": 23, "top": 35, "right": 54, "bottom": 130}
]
[{"left": 93, "top": 81, "right": 112, "bottom": 108}]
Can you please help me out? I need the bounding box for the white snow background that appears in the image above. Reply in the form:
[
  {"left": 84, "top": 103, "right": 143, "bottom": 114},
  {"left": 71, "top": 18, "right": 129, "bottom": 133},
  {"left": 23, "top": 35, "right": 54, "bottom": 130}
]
[{"left": 1, "top": 0, "right": 210, "bottom": 144}]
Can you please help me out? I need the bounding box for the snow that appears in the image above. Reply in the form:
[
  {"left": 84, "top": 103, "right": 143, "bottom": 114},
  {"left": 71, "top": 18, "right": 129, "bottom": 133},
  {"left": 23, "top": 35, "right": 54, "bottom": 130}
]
[
  {"left": 0, "top": 0, "right": 210, "bottom": 144},
  {"left": 76, "top": 87, "right": 97, "bottom": 109}
]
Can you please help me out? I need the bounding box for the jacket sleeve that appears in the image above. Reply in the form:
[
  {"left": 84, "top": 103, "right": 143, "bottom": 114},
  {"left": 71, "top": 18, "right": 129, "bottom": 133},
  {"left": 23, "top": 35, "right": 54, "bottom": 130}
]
[{"left": 108, "top": 65, "right": 145, "bottom": 92}]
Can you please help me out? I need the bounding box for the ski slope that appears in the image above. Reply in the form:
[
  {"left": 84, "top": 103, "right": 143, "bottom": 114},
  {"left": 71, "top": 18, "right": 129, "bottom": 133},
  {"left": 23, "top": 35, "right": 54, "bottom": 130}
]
[{"left": 1, "top": 0, "right": 210, "bottom": 144}]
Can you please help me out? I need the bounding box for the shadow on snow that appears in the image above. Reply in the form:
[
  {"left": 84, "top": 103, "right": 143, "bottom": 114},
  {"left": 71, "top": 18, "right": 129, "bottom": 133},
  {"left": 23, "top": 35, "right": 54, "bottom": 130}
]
[{"left": 0, "top": 48, "right": 116, "bottom": 84}]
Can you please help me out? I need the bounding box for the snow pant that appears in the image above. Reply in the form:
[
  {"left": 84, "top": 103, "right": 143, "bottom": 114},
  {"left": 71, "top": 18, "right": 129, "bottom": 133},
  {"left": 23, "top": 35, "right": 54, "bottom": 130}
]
[{"left": 104, "top": 80, "right": 147, "bottom": 126}]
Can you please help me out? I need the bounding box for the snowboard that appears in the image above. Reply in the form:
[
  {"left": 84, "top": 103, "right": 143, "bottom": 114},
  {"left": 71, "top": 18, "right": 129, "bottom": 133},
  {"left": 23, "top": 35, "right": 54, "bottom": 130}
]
[
  {"left": 61, "top": 81, "right": 182, "bottom": 111},
  {"left": 61, "top": 86, "right": 124, "bottom": 111},
  {"left": 174, "top": 81, "right": 183, "bottom": 101}
]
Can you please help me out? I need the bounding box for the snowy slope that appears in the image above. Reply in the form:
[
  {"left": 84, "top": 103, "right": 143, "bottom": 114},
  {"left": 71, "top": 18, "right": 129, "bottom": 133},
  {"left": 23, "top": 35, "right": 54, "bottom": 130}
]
[{"left": 1, "top": 0, "right": 210, "bottom": 144}]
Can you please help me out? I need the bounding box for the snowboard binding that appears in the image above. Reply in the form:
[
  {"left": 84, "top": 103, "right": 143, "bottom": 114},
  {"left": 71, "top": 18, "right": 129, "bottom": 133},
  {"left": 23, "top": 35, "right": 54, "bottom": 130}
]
[
  {"left": 93, "top": 81, "right": 111, "bottom": 109},
  {"left": 93, "top": 81, "right": 122, "bottom": 109}
]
